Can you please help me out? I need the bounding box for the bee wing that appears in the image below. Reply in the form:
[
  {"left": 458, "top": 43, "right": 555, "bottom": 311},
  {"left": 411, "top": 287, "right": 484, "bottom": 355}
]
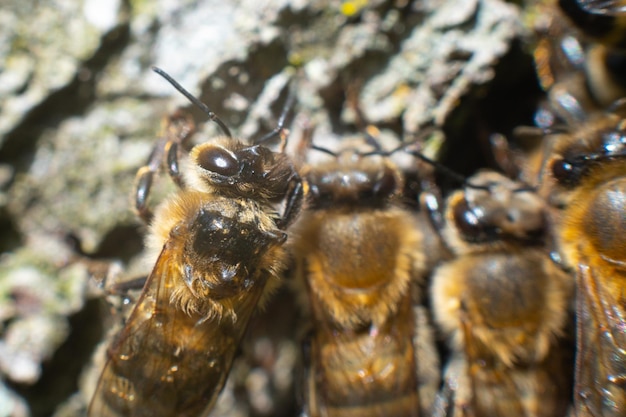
[
  {"left": 88, "top": 238, "right": 184, "bottom": 416},
  {"left": 574, "top": 263, "right": 626, "bottom": 416},
  {"left": 88, "top": 237, "right": 257, "bottom": 417}
]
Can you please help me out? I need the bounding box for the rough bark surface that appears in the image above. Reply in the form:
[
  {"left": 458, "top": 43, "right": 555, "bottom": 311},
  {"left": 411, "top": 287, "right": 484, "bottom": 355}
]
[{"left": 0, "top": 1, "right": 537, "bottom": 416}]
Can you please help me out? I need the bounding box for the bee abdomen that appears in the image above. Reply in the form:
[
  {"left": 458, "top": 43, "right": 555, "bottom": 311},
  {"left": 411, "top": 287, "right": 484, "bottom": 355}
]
[{"left": 308, "top": 297, "right": 422, "bottom": 417}]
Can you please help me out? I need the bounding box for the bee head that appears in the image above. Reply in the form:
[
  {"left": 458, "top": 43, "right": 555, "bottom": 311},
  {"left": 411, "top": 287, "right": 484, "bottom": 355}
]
[
  {"left": 446, "top": 171, "right": 546, "bottom": 248},
  {"left": 152, "top": 66, "right": 299, "bottom": 204},
  {"left": 303, "top": 141, "right": 403, "bottom": 210},
  {"left": 188, "top": 139, "right": 297, "bottom": 201},
  {"left": 559, "top": 118, "right": 626, "bottom": 179}
]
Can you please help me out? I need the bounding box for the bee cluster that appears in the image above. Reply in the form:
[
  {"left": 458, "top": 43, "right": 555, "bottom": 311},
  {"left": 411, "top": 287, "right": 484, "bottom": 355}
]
[{"left": 81, "top": 1, "right": 626, "bottom": 417}]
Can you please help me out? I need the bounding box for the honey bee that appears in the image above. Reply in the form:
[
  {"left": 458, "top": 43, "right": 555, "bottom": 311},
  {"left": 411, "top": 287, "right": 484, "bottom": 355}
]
[
  {"left": 537, "top": 105, "right": 626, "bottom": 417},
  {"left": 561, "top": 0, "right": 626, "bottom": 108},
  {"left": 293, "top": 133, "right": 442, "bottom": 417},
  {"left": 529, "top": 4, "right": 626, "bottom": 415},
  {"left": 558, "top": 0, "right": 626, "bottom": 48},
  {"left": 430, "top": 170, "right": 573, "bottom": 417},
  {"left": 88, "top": 68, "right": 304, "bottom": 417},
  {"left": 533, "top": 0, "right": 626, "bottom": 124}
]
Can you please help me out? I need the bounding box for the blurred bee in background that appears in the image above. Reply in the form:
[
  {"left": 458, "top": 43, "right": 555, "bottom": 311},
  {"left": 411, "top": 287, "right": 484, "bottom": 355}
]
[
  {"left": 529, "top": 3, "right": 626, "bottom": 415},
  {"left": 531, "top": 0, "right": 626, "bottom": 129},
  {"left": 429, "top": 170, "right": 573, "bottom": 417},
  {"left": 538, "top": 104, "right": 626, "bottom": 416},
  {"left": 88, "top": 68, "right": 304, "bottom": 417},
  {"left": 558, "top": 0, "right": 626, "bottom": 107},
  {"left": 293, "top": 128, "right": 443, "bottom": 417}
]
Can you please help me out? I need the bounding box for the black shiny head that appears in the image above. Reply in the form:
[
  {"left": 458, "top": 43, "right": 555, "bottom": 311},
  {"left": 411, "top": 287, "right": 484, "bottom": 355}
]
[
  {"left": 450, "top": 171, "right": 546, "bottom": 245},
  {"left": 304, "top": 144, "right": 402, "bottom": 210},
  {"left": 549, "top": 118, "right": 626, "bottom": 188},
  {"left": 152, "top": 67, "right": 302, "bottom": 209},
  {"left": 190, "top": 140, "right": 299, "bottom": 203}
]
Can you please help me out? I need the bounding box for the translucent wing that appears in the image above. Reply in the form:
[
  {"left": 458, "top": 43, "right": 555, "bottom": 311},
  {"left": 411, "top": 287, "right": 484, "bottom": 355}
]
[
  {"left": 574, "top": 264, "right": 626, "bottom": 417},
  {"left": 88, "top": 236, "right": 266, "bottom": 417}
]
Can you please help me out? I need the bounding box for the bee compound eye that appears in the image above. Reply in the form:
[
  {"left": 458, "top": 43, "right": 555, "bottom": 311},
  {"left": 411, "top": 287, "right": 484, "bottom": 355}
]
[
  {"left": 551, "top": 158, "right": 572, "bottom": 181},
  {"left": 197, "top": 147, "right": 239, "bottom": 177},
  {"left": 452, "top": 198, "right": 501, "bottom": 242},
  {"left": 453, "top": 199, "right": 483, "bottom": 239},
  {"left": 550, "top": 157, "right": 590, "bottom": 187}
]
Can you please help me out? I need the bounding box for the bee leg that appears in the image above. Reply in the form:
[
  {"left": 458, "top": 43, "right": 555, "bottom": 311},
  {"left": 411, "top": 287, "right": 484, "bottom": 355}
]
[
  {"left": 432, "top": 302, "right": 477, "bottom": 417},
  {"left": 431, "top": 377, "right": 456, "bottom": 417},
  {"left": 363, "top": 124, "right": 384, "bottom": 151},
  {"left": 294, "top": 119, "right": 316, "bottom": 166},
  {"left": 489, "top": 133, "right": 520, "bottom": 179},
  {"left": 134, "top": 139, "right": 180, "bottom": 223},
  {"left": 165, "top": 140, "right": 185, "bottom": 189},
  {"left": 106, "top": 276, "right": 148, "bottom": 306},
  {"left": 135, "top": 112, "right": 195, "bottom": 223},
  {"left": 420, "top": 191, "right": 445, "bottom": 233},
  {"left": 101, "top": 275, "right": 148, "bottom": 322},
  {"left": 460, "top": 305, "right": 482, "bottom": 415},
  {"left": 255, "top": 84, "right": 296, "bottom": 147},
  {"left": 421, "top": 190, "right": 459, "bottom": 248},
  {"left": 345, "top": 80, "right": 371, "bottom": 134},
  {"left": 135, "top": 136, "right": 169, "bottom": 223},
  {"left": 135, "top": 162, "right": 158, "bottom": 223},
  {"left": 108, "top": 276, "right": 148, "bottom": 296},
  {"left": 299, "top": 333, "right": 316, "bottom": 417},
  {"left": 163, "top": 111, "right": 195, "bottom": 189},
  {"left": 276, "top": 176, "right": 304, "bottom": 230}
]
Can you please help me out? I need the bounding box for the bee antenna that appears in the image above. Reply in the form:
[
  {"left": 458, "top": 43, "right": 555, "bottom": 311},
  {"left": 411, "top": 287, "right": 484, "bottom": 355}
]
[
  {"left": 152, "top": 66, "right": 233, "bottom": 138},
  {"left": 514, "top": 124, "right": 569, "bottom": 140},
  {"left": 360, "top": 142, "right": 404, "bottom": 157},
  {"left": 311, "top": 144, "right": 338, "bottom": 156},
  {"left": 359, "top": 125, "right": 489, "bottom": 190},
  {"left": 405, "top": 149, "right": 489, "bottom": 191},
  {"left": 464, "top": 182, "right": 492, "bottom": 192},
  {"left": 255, "top": 82, "right": 296, "bottom": 146},
  {"left": 362, "top": 125, "right": 441, "bottom": 157},
  {"left": 544, "top": 124, "right": 570, "bottom": 135},
  {"left": 405, "top": 149, "right": 461, "bottom": 182},
  {"left": 363, "top": 125, "right": 383, "bottom": 152},
  {"left": 360, "top": 125, "right": 435, "bottom": 157},
  {"left": 513, "top": 185, "right": 537, "bottom": 193}
]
